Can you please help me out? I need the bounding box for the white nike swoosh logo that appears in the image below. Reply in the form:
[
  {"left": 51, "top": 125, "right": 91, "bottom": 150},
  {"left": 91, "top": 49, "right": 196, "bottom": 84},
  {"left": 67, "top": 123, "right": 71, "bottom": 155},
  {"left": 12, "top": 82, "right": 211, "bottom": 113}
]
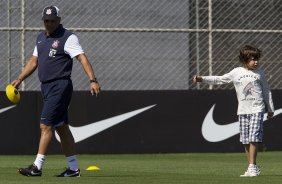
[
  {"left": 55, "top": 104, "right": 156, "bottom": 143},
  {"left": 0, "top": 105, "right": 16, "bottom": 114},
  {"left": 202, "top": 104, "right": 282, "bottom": 142}
]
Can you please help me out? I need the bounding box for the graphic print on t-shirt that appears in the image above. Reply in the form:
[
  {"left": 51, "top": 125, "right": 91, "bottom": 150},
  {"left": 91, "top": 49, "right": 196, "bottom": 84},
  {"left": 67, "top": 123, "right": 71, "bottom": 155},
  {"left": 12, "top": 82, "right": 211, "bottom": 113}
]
[{"left": 243, "top": 82, "right": 254, "bottom": 99}]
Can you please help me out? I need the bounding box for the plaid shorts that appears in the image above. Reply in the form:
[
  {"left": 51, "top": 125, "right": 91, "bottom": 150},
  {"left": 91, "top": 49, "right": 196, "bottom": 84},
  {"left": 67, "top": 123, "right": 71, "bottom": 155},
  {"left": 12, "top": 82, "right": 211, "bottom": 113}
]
[{"left": 239, "top": 112, "right": 264, "bottom": 144}]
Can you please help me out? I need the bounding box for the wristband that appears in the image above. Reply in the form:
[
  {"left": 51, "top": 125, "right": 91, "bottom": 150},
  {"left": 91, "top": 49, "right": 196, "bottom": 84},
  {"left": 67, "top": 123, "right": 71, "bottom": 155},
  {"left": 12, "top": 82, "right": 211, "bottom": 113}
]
[{"left": 90, "top": 78, "right": 98, "bottom": 83}]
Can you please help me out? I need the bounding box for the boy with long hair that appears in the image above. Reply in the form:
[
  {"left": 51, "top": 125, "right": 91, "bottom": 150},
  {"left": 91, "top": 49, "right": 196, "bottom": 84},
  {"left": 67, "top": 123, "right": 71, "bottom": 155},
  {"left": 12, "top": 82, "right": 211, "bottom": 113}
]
[{"left": 193, "top": 45, "right": 274, "bottom": 177}]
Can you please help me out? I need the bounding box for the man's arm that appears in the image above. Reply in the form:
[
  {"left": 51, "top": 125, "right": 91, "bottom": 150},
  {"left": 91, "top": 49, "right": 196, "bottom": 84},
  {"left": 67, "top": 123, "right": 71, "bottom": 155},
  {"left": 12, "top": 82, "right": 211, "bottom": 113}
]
[
  {"left": 11, "top": 56, "right": 38, "bottom": 88},
  {"left": 76, "top": 53, "right": 101, "bottom": 96}
]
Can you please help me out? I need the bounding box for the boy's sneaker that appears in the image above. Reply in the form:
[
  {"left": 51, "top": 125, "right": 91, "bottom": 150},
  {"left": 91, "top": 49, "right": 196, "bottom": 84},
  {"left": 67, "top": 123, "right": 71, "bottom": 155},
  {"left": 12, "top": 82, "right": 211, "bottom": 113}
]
[
  {"left": 56, "top": 168, "right": 81, "bottom": 177},
  {"left": 18, "top": 164, "right": 42, "bottom": 177},
  {"left": 240, "top": 166, "right": 260, "bottom": 177}
]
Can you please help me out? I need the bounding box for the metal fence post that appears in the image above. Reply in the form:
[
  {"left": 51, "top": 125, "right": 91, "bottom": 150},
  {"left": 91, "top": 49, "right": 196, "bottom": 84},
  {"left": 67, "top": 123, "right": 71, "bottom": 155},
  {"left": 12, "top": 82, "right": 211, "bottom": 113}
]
[
  {"left": 21, "top": 0, "right": 25, "bottom": 91},
  {"left": 208, "top": 0, "right": 213, "bottom": 90}
]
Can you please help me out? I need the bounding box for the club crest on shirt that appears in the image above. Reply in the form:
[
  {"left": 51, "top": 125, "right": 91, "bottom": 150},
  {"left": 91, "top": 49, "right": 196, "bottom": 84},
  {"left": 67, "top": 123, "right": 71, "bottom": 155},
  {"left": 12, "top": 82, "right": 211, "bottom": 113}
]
[
  {"left": 52, "top": 40, "right": 59, "bottom": 48},
  {"left": 46, "top": 9, "right": 52, "bottom": 15}
]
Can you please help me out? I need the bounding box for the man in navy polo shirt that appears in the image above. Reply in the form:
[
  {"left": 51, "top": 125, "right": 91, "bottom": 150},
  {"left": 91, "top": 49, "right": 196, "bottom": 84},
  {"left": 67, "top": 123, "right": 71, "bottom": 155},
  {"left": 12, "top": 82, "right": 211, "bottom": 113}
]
[{"left": 11, "top": 6, "right": 100, "bottom": 177}]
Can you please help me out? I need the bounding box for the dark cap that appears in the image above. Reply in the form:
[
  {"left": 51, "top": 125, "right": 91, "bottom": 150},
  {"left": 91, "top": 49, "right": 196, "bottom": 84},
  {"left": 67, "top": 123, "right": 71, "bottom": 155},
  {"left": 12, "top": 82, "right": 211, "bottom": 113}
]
[{"left": 42, "top": 6, "right": 60, "bottom": 20}]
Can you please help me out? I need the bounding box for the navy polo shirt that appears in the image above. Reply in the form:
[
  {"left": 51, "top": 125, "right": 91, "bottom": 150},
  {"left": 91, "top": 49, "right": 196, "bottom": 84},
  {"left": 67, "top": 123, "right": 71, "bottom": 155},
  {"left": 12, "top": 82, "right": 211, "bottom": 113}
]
[{"left": 36, "top": 24, "right": 73, "bottom": 83}]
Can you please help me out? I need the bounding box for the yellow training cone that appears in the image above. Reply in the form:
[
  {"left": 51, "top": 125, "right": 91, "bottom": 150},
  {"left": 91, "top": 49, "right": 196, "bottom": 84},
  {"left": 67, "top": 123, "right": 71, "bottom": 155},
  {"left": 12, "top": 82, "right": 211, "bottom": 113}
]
[
  {"left": 86, "top": 166, "right": 100, "bottom": 171},
  {"left": 5, "top": 85, "right": 20, "bottom": 104}
]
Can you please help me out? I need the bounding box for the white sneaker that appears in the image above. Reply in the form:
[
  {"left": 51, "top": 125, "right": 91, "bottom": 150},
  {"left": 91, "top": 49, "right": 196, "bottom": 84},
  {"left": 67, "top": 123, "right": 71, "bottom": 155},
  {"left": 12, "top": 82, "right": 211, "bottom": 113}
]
[{"left": 240, "top": 166, "right": 260, "bottom": 177}]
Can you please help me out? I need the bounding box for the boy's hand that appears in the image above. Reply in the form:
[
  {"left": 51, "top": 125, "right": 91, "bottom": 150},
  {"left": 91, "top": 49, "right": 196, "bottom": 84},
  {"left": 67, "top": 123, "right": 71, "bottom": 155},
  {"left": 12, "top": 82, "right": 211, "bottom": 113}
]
[
  {"left": 192, "top": 75, "right": 203, "bottom": 83},
  {"left": 267, "top": 112, "right": 274, "bottom": 120}
]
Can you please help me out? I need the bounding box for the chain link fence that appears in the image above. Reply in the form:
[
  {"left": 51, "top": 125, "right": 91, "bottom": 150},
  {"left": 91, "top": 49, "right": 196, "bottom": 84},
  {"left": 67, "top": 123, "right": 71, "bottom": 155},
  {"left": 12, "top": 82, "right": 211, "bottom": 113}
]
[{"left": 0, "top": 0, "right": 282, "bottom": 91}]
